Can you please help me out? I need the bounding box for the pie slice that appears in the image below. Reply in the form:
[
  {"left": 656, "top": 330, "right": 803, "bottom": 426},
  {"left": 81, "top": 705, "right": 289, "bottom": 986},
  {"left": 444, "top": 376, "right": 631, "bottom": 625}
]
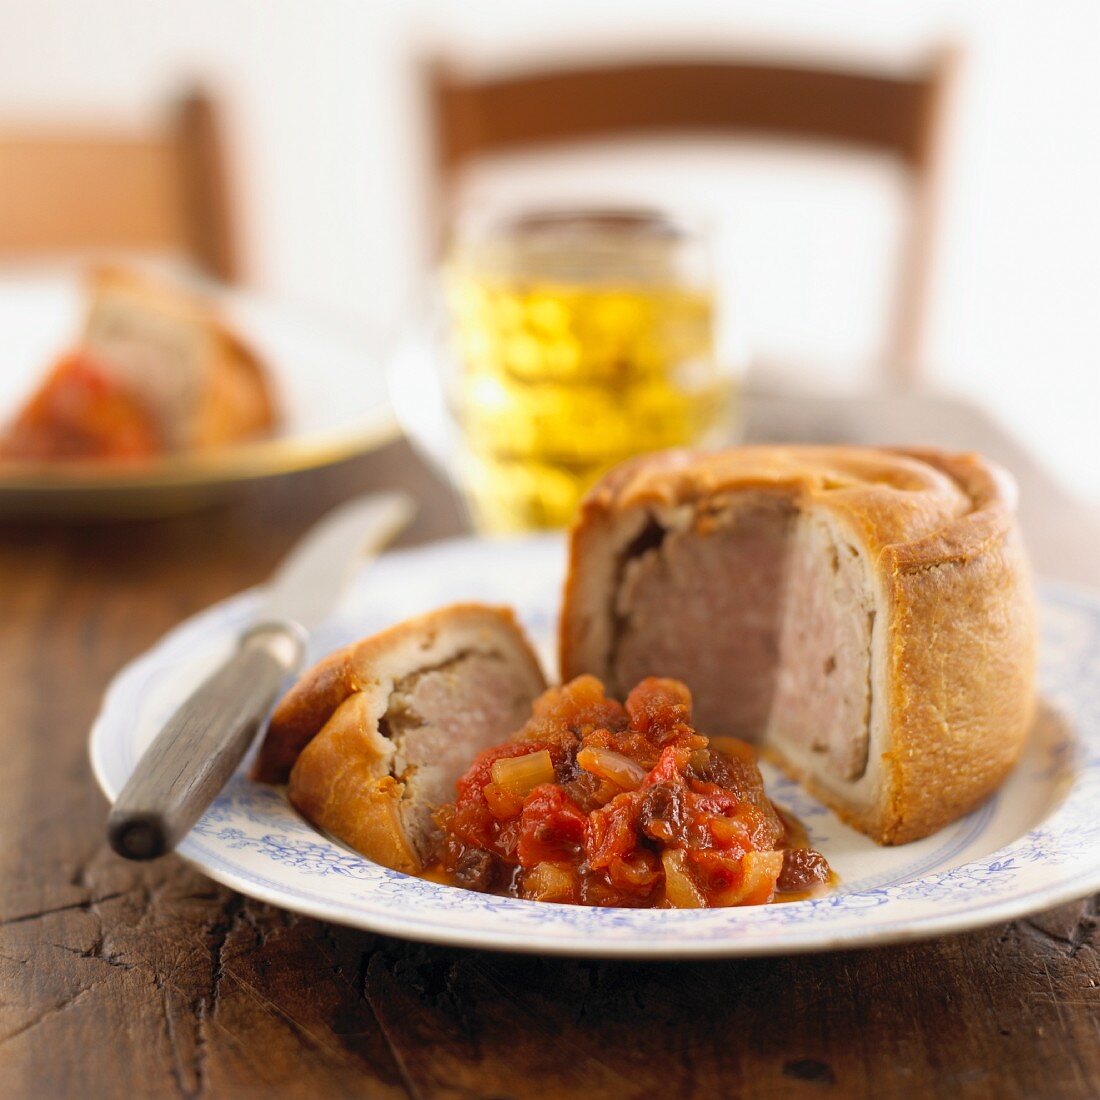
[
  {"left": 3, "top": 267, "right": 277, "bottom": 461},
  {"left": 252, "top": 604, "right": 547, "bottom": 874}
]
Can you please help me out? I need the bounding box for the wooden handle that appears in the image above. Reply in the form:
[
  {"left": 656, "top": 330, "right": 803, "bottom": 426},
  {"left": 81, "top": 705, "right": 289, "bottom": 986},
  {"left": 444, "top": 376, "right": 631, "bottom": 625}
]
[{"left": 107, "top": 624, "right": 303, "bottom": 860}]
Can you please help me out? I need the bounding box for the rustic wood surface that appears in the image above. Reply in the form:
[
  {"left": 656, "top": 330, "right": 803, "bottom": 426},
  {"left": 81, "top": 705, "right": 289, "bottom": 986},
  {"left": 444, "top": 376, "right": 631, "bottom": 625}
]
[{"left": 2, "top": 396, "right": 1098, "bottom": 1099}]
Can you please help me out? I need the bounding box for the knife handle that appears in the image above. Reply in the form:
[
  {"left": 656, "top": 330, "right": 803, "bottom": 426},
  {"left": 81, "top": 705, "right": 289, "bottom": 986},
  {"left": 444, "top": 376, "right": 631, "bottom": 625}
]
[{"left": 107, "top": 622, "right": 305, "bottom": 861}]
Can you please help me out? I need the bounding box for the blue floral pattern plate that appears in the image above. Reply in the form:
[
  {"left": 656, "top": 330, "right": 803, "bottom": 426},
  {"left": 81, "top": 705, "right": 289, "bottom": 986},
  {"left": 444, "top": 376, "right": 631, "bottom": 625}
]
[{"left": 90, "top": 535, "right": 1100, "bottom": 957}]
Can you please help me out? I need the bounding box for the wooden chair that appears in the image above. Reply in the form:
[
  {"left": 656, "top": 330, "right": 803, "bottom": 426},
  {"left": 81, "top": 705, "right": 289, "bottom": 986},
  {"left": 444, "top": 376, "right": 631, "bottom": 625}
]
[
  {"left": 0, "top": 88, "right": 238, "bottom": 282},
  {"left": 427, "top": 51, "right": 959, "bottom": 387}
]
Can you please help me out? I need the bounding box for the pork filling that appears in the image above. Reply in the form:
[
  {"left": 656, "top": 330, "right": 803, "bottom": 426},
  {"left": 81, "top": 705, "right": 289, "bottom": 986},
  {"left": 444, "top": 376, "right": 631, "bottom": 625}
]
[
  {"left": 607, "top": 493, "right": 874, "bottom": 784},
  {"left": 379, "top": 650, "right": 537, "bottom": 861}
]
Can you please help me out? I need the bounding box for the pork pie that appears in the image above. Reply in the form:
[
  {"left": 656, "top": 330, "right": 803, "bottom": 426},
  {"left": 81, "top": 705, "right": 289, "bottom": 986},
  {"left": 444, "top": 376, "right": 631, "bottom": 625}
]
[
  {"left": 82, "top": 267, "right": 277, "bottom": 450},
  {"left": 559, "top": 446, "right": 1036, "bottom": 844},
  {"left": 252, "top": 604, "right": 547, "bottom": 873}
]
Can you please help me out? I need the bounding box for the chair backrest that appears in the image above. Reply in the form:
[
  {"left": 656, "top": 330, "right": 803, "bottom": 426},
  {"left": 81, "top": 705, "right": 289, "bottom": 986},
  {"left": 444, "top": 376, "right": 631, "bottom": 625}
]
[
  {"left": 0, "top": 89, "right": 238, "bottom": 282},
  {"left": 427, "top": 51, "right": 958, "bottom": 387}
]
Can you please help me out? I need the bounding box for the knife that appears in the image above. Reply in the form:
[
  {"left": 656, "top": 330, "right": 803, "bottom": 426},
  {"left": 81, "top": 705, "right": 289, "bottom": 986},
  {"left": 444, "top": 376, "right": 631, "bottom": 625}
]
[{"left": 106, "top": 491, "right": 415, "bottom": 861}]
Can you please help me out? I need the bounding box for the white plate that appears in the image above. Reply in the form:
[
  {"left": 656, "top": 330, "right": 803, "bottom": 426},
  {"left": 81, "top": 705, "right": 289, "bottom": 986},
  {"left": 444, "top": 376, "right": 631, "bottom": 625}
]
[
  {"left": 0, "top": 272, "right": 397, "bottom": 515},
  {"left": 90, "top": 535, "right": 1100, "bottom": 957}
]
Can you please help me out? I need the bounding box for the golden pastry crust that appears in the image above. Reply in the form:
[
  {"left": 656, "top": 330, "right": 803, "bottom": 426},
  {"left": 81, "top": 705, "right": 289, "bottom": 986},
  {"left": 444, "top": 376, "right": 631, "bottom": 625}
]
[
  {"left": 252, "top": 603, "right": 547, "bottom": 873},
  {"left": 560, "top": 445, "right": 1036, "bottom": 845}
]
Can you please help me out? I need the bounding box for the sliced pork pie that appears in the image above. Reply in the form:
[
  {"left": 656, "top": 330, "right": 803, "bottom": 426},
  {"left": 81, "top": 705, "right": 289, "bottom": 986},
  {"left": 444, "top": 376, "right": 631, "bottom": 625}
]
[
  {"left": 559, "top": 445, "right": 1037, "bottom": 845},
  {"left": 83, "top": 267, "right": 277, "bottom": 450},
  {"left": 251, "top": 604, "right": 546, "bottom": 873},
  {"left": 3, "top": 268, "right": 277, "bottom": 463}
]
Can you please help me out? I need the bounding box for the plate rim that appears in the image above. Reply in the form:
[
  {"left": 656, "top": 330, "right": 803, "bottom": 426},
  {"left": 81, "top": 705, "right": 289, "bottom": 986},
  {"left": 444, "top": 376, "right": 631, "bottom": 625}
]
[
  {"left": 0, "top": 415, "right": 399, "bottom": 494},
  {"left": 126, "top": 850, "right": 1100, "bottom": 960},
  {"left": 89, "top": 534, "right": 1100, "bottom": 957}
]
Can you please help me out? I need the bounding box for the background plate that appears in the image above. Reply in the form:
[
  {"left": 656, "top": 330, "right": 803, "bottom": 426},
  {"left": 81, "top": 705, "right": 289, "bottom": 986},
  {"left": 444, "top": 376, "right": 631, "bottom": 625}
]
[
  {"left": 90, "top": 534, "right": 1100, "bottom": 957},
  {"left": 0, "top": 271, "right": 397, "bottom": 516}
]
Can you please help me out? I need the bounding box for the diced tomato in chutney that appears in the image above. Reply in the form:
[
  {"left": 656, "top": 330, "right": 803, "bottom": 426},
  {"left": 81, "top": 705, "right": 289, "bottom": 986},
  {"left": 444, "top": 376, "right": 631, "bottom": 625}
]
[
  {"left": 432, "top": 676, "right": 832, "bottom": 908},
  {"left": 517, "top": 786, "right": 588, "bottom": 867}
]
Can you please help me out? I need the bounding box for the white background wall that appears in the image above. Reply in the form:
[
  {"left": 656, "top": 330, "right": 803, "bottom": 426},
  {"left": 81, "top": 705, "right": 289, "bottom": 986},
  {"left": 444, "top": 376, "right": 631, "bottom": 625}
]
[{"left": 1, "top": 0, "right": 1098, "bottom": 499}]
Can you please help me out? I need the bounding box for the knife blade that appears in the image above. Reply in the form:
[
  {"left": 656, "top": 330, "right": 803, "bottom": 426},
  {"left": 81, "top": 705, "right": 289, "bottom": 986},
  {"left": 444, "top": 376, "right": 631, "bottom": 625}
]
[{"left": 107, "top": 491, "right": 415, "bottom": 861}]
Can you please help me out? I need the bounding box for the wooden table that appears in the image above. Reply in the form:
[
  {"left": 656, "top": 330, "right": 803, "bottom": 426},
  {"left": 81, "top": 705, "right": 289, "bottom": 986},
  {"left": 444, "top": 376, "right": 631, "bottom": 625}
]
[{"left": 2, "top": 393, "right": 1097, "bottom": 1099}]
